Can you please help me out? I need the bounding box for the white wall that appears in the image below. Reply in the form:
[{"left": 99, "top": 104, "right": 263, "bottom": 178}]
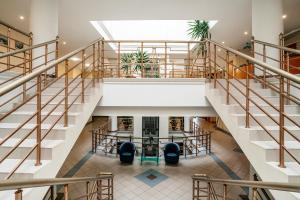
[
  {"left": 252, "top": 0, "right": 283, "bottom": 73},
  {"left": 99, "top": 78, "right": 210, "bottom": 107}
]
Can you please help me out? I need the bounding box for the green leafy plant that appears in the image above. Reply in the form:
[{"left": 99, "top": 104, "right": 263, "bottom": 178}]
[
  {"left": 133, "top": 50, "right": 150, "bottom": 72},
  {"left": 121, "top": 53, "right": 135, "bottom": 74},
  {"left": 188, "top": 20, "right": 210, "bottom": 56}
]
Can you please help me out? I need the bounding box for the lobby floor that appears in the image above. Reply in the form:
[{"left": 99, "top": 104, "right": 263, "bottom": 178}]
[{"left": 57, "top": 117, "right": 250, "bottom": 200}]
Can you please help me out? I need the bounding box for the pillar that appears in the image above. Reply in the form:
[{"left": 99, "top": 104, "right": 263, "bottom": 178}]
[
  {"left": 184, "top": 116, "right": 191, "bottom": 133},
  {"left": 30, "top": 0, "right": 58, "bottom": 73},
  {"left": 110, "top": 116, "right": 118, "bottom": 132},
  {"left": 252, "top": 0, "right": 283, "bottom": 74}
]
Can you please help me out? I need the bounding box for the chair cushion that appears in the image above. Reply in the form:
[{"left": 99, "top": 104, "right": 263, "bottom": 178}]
[
  {"left": 121, "top": 152, "right": 132, "bottom": 157},
  {"left": 166, "top": 153, "right": 177, "bottom": 157}
]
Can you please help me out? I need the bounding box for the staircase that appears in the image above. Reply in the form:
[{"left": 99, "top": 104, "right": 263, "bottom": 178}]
[
  {"left": 205, "top": 39, "right": 300, "bottom": 199},
  {"left": 0, "top": 38, "right": 103, "bottom": 199}
]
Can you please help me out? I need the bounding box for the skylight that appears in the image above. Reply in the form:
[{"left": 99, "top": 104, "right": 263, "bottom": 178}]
[{"left": 90, "top": 20, "right": 218, "bottom": 53}]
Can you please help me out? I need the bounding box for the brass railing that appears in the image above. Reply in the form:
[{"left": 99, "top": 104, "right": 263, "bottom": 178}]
[
  {"left": 207, "top": 38, "right": 300, "bottom": 168},
  {"left": 92, "top": 125, "right": 211, "bottom": 158},
  {"left": 0, "top": 38, "right": 103, "bottom": 179},
  {"left": 192, "top": 174, "right": 300, "bottom": 200},
  {"left": 0, "top": 38, "right": 59, "bottom": 102},
  {"left": 101, "top": 40, "right": 208, "bottom": 78},
  {"left": 0, "top": 172, "right": 113, "bottom": 200}
]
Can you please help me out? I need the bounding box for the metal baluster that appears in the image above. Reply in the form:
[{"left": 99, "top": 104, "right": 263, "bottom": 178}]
[
  {"left": 36, "top": 75, "right": 42, "bottom": 166},
  {"left": 64, "top": 59, "right": 69, "bottom": 127},
  {"left": 15, "top": 189, "right": 22, "bottom": 200},
  {"left": 64, "top": 184, "right": 69, "bottom": 200},
  {"left": 226, "top": 50, "right": 230, "bottom": 105},
  {"left": 81, "top": 50, "right": 85, "bottom": 103},
  {"left": 93, "top": 44, "right": 96, "bottom": 86},
  {"left": 86, "top": 181, "right": 90, "bottom": 200},
  {"left": 246, "top": 63, "right": 250, "bottom": 128},
  {"left": 223, "top": 184, "right": 227, "bottom": 200},
  {"left": 55, "top": 36, "right": 59, "bottom": 77}
]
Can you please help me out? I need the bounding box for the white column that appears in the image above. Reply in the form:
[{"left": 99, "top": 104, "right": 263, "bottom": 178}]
[
  {"left": 110, "top": 116, "right": 118, "bottom": 132},
  {"left": 133, "top": 116, "right": 142, "bottom": 138},
  {"left": 184, "top": 116, "right": 191, "bottom": 132},
  {"left": 159, "top": 116, "right": 169, "bottom": 139},
  {"left": 30, "top": 0, "right": 58, "bottom": 73},
  {"left": 252, "top": 0, "right": 283, "bottom": 73}
]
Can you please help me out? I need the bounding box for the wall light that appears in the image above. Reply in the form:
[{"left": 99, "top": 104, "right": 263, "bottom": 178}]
[
  {"left": 282, "top": 14, "right": 287, "bottom": 19},
  {"left": 244, "top": 31, "right": 248, "bottom": 35},
  {"left": 222, "top": 41, "right": 225, "bottom": 44},
  {"left": 19, "top": 16, "right": 24, "bottom": 20},
  {"left": 62, "top": 41, "right": 67, "bottom": 45}
]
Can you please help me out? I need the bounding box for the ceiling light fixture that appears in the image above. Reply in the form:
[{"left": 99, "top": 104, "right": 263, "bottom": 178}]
[
  {"left": 244, "top": 31, "right": 248, "bottom": 35},
  {"left": 222, "top": 41, "right": 225, "bottom": 44},
  {"left": 70, "top": 57, "right": 81, "bottom": 61},
  {"left": 62, "top": 41, "right": 67, "bottom": 45},
  {"left": 19, "top": 16, "right": 24, "bottom": 20},
  {"left": 282, "top": 14, "right": 287, "bottom": 19}
]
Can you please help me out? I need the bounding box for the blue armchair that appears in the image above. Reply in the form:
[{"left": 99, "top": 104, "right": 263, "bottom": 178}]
[
  {"left": 164, "top": 142, "right": 180, "bottom": 164},
  {"left": 119, "top": 142, "right": 135, "bottom": 164}
]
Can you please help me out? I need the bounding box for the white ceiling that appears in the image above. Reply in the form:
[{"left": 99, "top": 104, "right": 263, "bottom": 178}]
[{"left": 0, "top": 0, "right": 299, "bottom": 55}]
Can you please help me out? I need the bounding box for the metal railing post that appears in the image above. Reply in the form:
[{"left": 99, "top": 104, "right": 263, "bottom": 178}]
[
  {"left": 214, "top": 44, "right": 217, "bottom": 88},
  {"left": 7, "top": 28, "right": 11, "bottom": 69},
  {"left": 29, "top": 32, "right": 33, "bottom": 73},
  {"left": 64, "top": 59, "right": 69, "bottom": 127},
  {"left": 252, "top": 187, "right": 257, "bottom": 200},
  {"left": 262, "top": 44, "right": 266, "bottom": 88},
  {"left": 97, "top": 41, "right": 100, "bottom": 81},
  {"left": 279, "top": 74, "right": 285, "bottom": 168},
  {"left": 118, "top": 42, "right": 121, "bottom": 78},
  {"left": 101, "top": 40, "right": 105, "bottom": 78},
  {"left": 86, "top": 181, "right": 90, "bottom": 200},
  {"left": 165, "top": 42, "right": 167, "bottom": 78},
  {"left": 15, "top": 189, "right": 22, "bottom": 200},
  {"left": 81, "top": 50, "right": 85, "bottom": 103},
  {"left": 64, "top": 184, "right": 69, "bottom": 200},
  {"left": 141, "top": 42, "right": 144, "bottom": 78},
  {"left": 55, "top": 36, "right": 59, "bottom": 77},
  {"left": 223, "top": 184, "right": 227, "bottom": 200},
  {"left": 188, "top": 42, "right": 191, "bottom": 78},
  {"left": 36, "top": 75, "right": 42, "bottom": 166},
  {"left": 286, "top": 52, "right": 290, "bottom": 104},
  {"left": 93, "top": 43, "right": 96, "bottom": 86},
  {"left": 22, "top": 52, "right": 27, "bottom": 101},
  {"left": 208, "top": 41, "right": 211, "bottom": 82},
  {"left": 44, "top": 44, "right": 48, "bottom": 86},
  {"left": 226, "top": 50, "right": 230, "bottom": 105},
  {"left": 245, "top": 63, "right": 250, "bottom": 128}
]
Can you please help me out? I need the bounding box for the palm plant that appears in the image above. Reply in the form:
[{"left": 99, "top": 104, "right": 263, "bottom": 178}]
[
  {"left": 187, "top": 20, "right": 210, "bottom": 56},
  {"left": 121, "top": 53, "right": 134, "bottom": 75},
  {"left": 133, "top": 50, "right": 150, "bottom": 72}
]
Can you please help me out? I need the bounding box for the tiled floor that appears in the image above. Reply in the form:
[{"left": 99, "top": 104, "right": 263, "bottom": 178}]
[{"left": 57, "top": 117, "right": 250, "bottom": 199}]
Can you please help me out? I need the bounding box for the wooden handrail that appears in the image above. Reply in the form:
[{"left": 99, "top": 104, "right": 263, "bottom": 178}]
[
  {"left": 192, "top": 174, "right": 300, "bottom": 193},
  {"left": 0, "top": 173, "right": 113, "bottom": 191}
]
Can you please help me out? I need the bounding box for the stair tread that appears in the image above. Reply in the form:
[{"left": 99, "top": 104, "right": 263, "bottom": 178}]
[
  {"left": 0, "top": 138, "right": 64, "bottom": 148},
  {"left": 0, "top": 123, "right": 73, "bottom": 129},
  {"left": 233, "top": 113, "right": 300, "bottom": 117},
  {"left": 240, "top": 126, "right": 300, "bottom": 131},
  {"left": 0, "top": 159, "right": 51, "bottom": 173},
  {"left": 252, "top": 141, "right": 300, "bottom": 149},
  {"left": 0, "top": 111, "right": 80, "bottom": 116},
  {"left": 267, "top": 162, "right": 300, "bottom": 176}
]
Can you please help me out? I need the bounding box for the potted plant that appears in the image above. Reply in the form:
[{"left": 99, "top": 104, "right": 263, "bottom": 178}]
[{"left": 121, "top": 53, "right": 134, "bottom": 77}]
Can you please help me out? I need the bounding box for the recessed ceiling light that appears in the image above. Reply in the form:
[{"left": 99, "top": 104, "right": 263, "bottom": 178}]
[
  {"left": 19, "top": 16, "right": 24, "bottom": 20},
  {"left": 222, "top": 41, "right": 225, "bottom": 44},
  {"left": 244, "top": 31, "right": 248, "bottom": 35},
  {"left": 62, "top": 41, "right": 67, "bottom": 45},
  {"left": 70, "top": 57, "right": 81, "bottom": 61},
  {"left": 282, "top": 14, "right": 287, "bottom": 19}
]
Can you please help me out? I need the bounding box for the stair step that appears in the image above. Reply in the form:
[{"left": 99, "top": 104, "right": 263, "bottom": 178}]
[
  {"left": 0, "top": 123, "right": 72, "bottom": 140},
  {"left": 0, "top": 138, "right": 64, "bottom": 160},
  {"left": 240, "top": 126, "right": 300, "bottom": 141},
  {"left": 252, "top": 141, "right": 300, "bottom": 162},
  {"left": 227, "top": 104, "right": 300, "bottom": 114},
  {"left": 267, "top": 162, "right": 300, "bottom": 183},
  {"left": 16, "top": 102, "right": 83, "bottom": 112},
  {"left": 0, "top": 159, "right": 51, "bottom": 179},
  {"left": 233, "top": 113, "right": 300, "bottom": 126},
  {"left": 0, "top": 111, "right": 79, "bottom": 124}
]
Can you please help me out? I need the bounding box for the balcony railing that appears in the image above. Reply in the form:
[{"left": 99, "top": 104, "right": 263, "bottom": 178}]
[
  {"left": 192, "top": 174, "right": 300, "bottom": 199},
  {"left": 0, "top": 172, "right": 113, "bottom": 200}
]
